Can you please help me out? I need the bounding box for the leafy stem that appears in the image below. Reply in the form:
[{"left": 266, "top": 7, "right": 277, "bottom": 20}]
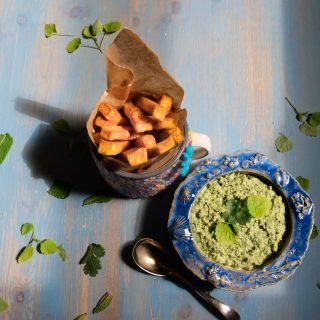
[
  {"left": 285, "top": 97, "right": 301, "bottom": 117},
  {"left": 99, "top": 33, "right": 106, "bottom": 48},
  {"left": 80, "top": 45, "right": 101, "bottom": 51},
  {"left": 93, "top": 38, "right": 103, "bottom": 53}
]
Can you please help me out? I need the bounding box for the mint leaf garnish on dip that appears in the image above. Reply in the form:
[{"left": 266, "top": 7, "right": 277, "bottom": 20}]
[
  {"left": 247, "top": 195, "right": 272, "bottom": 218},
  {"left": 215, "top": 222, "right": 236, "bottom": 246}
]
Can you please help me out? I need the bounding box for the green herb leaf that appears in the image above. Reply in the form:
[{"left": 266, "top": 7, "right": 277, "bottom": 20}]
[
  {"left": 311, "top": 225, "right": 318, "bottom": 240},
  {"left": 47, "top": 180, "right": 71, "bottom": 199},
  {"left": 39, "top": 239, "right": 59, "bottom": 254},
  {"left": 66, "top": 38, "right": 81, "bottom": 53},
  {"left": 103, "top": 21, "right": 121, "bottom": 34},
  {"left": 0, "top": 133, "right": 13, "bottom": 165},
  {"left": 215, "top": 222, "right": 236, "bottom": 246},
  {"left": 57, "top": 244, "right": 69, "bottom": 261},
  {"left": 223, "top": 199, "right": 252, "bottom": 225},
  {"left": 82, "top": 195, "right": 112, "bottom": 206},
  {"left": 299, "top": 122, "right": 318, "bottom": 137},
  {"left": 74, "top": 313, "right": 87, "bottom": 320},
  {"left": 44, "top": 23, "right": 57, "bottom": 38},
  {"left": 53, "top": 119, "right": 70, "bottom": 133},
  {"left": 80, "top": 243, "right": 105, "bottom": 277},
  {"left": 16, "top": 246, "right": 35, "bottom": 263},
  {"left": 0, "top": 297, "right": 8, "bottom": 312},
  {"left": 247, "top": 195, "right": 272, "bottom": 218},
  {"left": 296, "top": 176, "right": 310, "bottom": 191},
  {"left": 92, "top": 19, "right": 103, "bottom": 36},
  {"left": 21, "top": 223, "right": 34, "bottom": 235},
  {"left": 275, "top": 134, "right": 293, "bottom": 152},
  {"left": 307, "top": 112, "right": 320, "bottom": 127},
  {"left": 92, "top": 292, "right": 113, "bottom": 314},
  {"left": 82, "top": 26, "right": 92, "bottom": 38}
]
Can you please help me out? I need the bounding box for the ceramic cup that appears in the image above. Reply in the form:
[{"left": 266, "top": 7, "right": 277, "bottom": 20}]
[{"left": 89, "top": 123, "right": 211, "bottom": 198}]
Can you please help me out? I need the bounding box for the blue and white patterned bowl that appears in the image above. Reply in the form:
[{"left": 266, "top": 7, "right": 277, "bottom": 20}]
[{"left": 167, "top": 150, "right": 314, "bottom": 291}]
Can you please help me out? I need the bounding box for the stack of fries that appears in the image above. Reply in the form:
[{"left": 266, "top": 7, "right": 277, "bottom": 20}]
[{"left": 93, "top": 95, "right": 186, "bottom": 167}]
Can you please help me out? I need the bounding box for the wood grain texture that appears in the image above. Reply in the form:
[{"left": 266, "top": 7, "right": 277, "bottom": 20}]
[{"left": 0, "top": 0, "right": 319, "bottom": 319}]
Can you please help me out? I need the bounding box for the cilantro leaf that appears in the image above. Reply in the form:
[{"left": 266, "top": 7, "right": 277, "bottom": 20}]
[
  {"left": 47, "top": 180, "right": 71, "bottom": 199},
  {"left": 296, "top": 176, "right": 310, "bottom": 191},
  {"left": 16, "top": 246, "right": 34, "bottom": 263},
  {"left": 307, "top": 112, "right": 320, "bottom": 127},
  {"left": 275, "top": 134, "right": 293, "bottom": 152},
  {"left": 223, "top": 199, "right": 252, "bottom": 225},
  {"left": 247, "top": 195, "right": 272, "bottom": 218},
  {"left": 82, "top": 195, "right": 112, "bottom": 206},
  {"left": 299, "top": 122, "right": 317, "bottom": 137},
  {"left": 103, "top": 21, "right": 121, "bottom": 34},
  {"left": 311, "top": 225, "right": 318, "bottom": 240},
  {"left": 0, "top": 297, "right": 8, "bottom": 312},
  {"left": 57, "top": 244, "right": 69, "bottom": 261},
  {"left": 80, "top": 243, "right": 105, "bottom": 277},
  {"left": 53, "top": 119, "right": 70, "bottom": 133},
  {"left": 0, "top": 133, "right": 13, "bottom": 165},
  {"left": 66, "top": 38, "right": 81, "bottom": 53},
  {"left": 44, "top": 23, "right": 57, "bottom": 38},
  {"left": 92, "top": 292, "right": 113, "bottom": 314},
  {"left": 215, "top": 222, "right": 236, "bottom": 246},
  {"left": 74, "top": 313, "right": 87, "bottom": 320},
  {"left": 39, "top": 239, "right": 59, "bottom": 254},
  {"left": 21, "top": 223, "right": 34, "bottom": 235}
]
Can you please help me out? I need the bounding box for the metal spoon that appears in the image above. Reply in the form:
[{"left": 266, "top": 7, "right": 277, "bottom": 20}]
[{"left": 132, "top": 238, "right": 240, "bottom": 320}]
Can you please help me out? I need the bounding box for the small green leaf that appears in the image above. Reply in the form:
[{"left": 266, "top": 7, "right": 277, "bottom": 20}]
[
  {"left": 39, "top": 239, "right": 59, "bottom": 254},
  {"left": 53, "top": 119, "right": 70, "bottom": 133},
  {"left": 223, "top": 199, "right": 252, "bottom": 225},
  {"left": 296, "top": 176, "right": 310, "bottom": 191},
  {"left": 215, "top": 222, "right": 236, "bottom": 246},
  {"left": 90, "top": 243, "right": 105, "bottom": 258},
  {"left": 47, "top": 180, "right": 72, "bottom": 199},
  {"left": 21, "top": 223, "right": 34, "bottom": 235},
  {"left": 80, "top": 243, "right": 105, "bottom": 277},
  {"left": 247, "top": 195, "right": 272, "bottom": 218},
  {"left": 307, "top": 112, "right": 320, "bottom": 127},
  {"left": 311, "top": 225, "right": 318, "bottom": 240},
  {"left": 66, "top": 38, "right": 81, "bottom": 53},
  {"left": 57, "top": 244, "right": 69, "bottom": 261},
  {"left": 82, "top": 26, "right": 92, "bottom": 38},
  {"left": 74, "top": 313, "right": 87, "bottom": 320},
  {"left": 0, "top": 133, "right": 13, "bottom": 165},
  {"left": 92, "top": 19, "right": 103, "bottom": 36},
  {"left": 82, "top": 195, "right": 112, "bottom": 206},
  {"left": 0, "top": 297, "right": 8, "bottom": 312},
  {"left": 16, "top": 246, "right": 34, "bottom": 263},
  {"left": 44, "top": 23, "right": 57, "bottom": 38},
  {"left": 92, "top": 292, "right": 113, "bottom": 314},
  {"left": 299, "top": 122, "right": 317, "bottom": 137},
  {"left": 103, "top": 21, "right": 121, "bottom": 34},
  {"left": 275, "top": 134, "right": 293, "bottom": 152}
]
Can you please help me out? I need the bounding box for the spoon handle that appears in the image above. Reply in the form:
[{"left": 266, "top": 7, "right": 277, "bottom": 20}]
[{"left": 170, "top": 272, "right": 240, "bottom": 320}]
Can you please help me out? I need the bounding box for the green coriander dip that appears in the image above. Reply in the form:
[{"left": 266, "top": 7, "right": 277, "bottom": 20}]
[{"left": 189, "top": 172, "right": 287, "bottom": 271}]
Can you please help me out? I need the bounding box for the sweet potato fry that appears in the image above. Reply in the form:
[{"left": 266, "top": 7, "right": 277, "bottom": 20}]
[
  {"left": 122, "top": 147, "right": 148, "bottom": 166},
  {"left": 98, "top": 102, "right": 122, "bottom": 123},
  {"left": 135, "top": 134, "right": 156, "bottom": 150},
  {"left": 160, "top": 127, "right": 184, "bottom": 144},
  {"left": 159, "top": 95, "right": 173, "bottom": 115},
  {"left": 156, "top": 135, "right": 176, "bottom": 154},
  {"left": 98, "top": 139, "right": 130, "bottom": 156},
  {"left": 93, "top": 132, "right": 101, "bottom": 145},
  {"left": 100, "top": 125, "right": 136, "bottom": 141},
  {"left": 153, "top": 117, "right": 177, "bottom": 130},
  {"left": 167, "top": 108, "right": 187, "bottom": 126},
  {"left": 95, "top": 116, "right": 117, "bottom": 128},
  {"left": 135, "top": 96, "right": 167, "bottom": 121},
  {"left": 124, "top": 102, "right": 153, "bottom": 133}
]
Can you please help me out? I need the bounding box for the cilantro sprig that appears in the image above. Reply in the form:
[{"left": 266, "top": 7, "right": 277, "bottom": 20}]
[
  {"left": 16, "top": 223, "right": 68, "bottom": 263},
  {"left": 44, "top": 19, "right": 121, "bottom": 54},
  {"left": 80, "top": 243, "right": 105, "bottom": 277}
]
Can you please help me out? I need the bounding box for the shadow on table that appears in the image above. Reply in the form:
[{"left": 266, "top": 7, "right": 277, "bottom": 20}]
[{"left": 15, "top": 97, "right": 123, "bottom": 197}]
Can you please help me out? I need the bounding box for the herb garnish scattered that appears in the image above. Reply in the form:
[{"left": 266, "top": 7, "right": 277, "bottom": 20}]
[
  {"left": 223, "top": 199, "right": 252, "bottom": 225},
  {"left": 0, "top": 298, "right": 8, "bottom": 312},
  {"left": 47, "top": 180, "right": 72, "bottom": 199},
  {"left": 296, "top": 176, "right": 310, "bottom": 191},
  {"left": 44, "top": 19, "right": 121, "bottom": 54},
  {"left": 247, "top": 195, "right": 272, "bottom": 218},
  {"left": 82, "top": 195, "right": 112, "bottom": 206},
  {"left": 311, "top": 225, "right": 318, "bottom": 240},
  {"left": 73, "top": 313, "right": 87, "bottom": 320},
  {"left": 286, "top": 97, "right": 320, "bottom": 137},
  {"left": 80, "top": 243, "right": 105, "bottom": 277},
  {"left": 16, "top": 223, "right": 68, "bottom": 263},
  {"left": 275, "top": 134, "right": 293, "bottom": 152},
  {"left": 215, "top": 222, "right": 236, "bottom": 246},
  {"left": 92, "top": 292, "right": 113, "bottom": 314},
  {"left": 0, "top": 133, "right": 13, "bottom": 165}
]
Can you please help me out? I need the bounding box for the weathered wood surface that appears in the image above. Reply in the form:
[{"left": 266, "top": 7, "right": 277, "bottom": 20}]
[{"left": 0, "top": 0, "right": 319, "bottom": 319}]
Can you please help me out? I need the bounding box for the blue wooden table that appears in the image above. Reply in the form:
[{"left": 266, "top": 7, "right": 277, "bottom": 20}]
[{"left": 0, "top": 1, "right": 319, "bottom": 319}]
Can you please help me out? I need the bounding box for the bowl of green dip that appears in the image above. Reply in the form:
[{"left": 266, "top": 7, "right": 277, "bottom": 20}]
[{"left": 168, "top": 151, "right": 314, "bottom": 291}]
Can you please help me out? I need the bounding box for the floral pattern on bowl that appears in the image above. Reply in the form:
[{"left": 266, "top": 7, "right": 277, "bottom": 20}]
[{"left": 167, "top": 150, "right": 314, "bottom": 291}]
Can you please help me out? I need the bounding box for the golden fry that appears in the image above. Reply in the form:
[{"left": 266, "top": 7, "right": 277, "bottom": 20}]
[
  {"left": 122, "top": 147, "right": 148, "bottom": 166},
  {"left": 98, "top": 139, "right": 130, "bottom": 156}
]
